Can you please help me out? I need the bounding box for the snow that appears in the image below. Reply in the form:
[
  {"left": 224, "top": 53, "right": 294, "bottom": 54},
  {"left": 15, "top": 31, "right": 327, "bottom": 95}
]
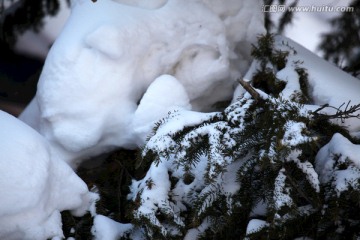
[
  {"left": 123, "top": 23, "right": 360, "bottom": 239},
  {"left": 91, "top": 215, "right": 133, "bottom": 240},
  {"left": 282, "top": 121, "right": 310, "bottom": 146},
  {"left": 128, "top": 160, "right": 186, "bottom": 236},
  {"left": 0, "top": 110, "right": 97, "bottom": 240},
  {"left": 133, "top": 74, "right": 191, "bottom": 144},
  {"left": 184, "top": 218, "right": 211, "bottom": 240},
  {"left": 129, "top": 161, "right": 172, "bottom": 216},
  {"left": 274, "top": 36, "right": 360, "bottom": 133},
  {"left": 316, "top": 133, "right": 360, "bottom": 195},
  {"left": 250, "top": 201, "right": 267, "bottom": 217},
  {"left": 129, "top": 97, "right": 254, "bottom": 237},
  {"left": 289, "top": 150, "right": 320, "bottom": 193},
  {"left": 246, "top": 219, "right": 268, "bottom": 236},
  {"left": 275, "top": 36, "right": 360, "bottom": 109},
  {"left": 239, "top": 35, "right": 360, "bottom": 135},
  {"left": 19, "top": 0, "right": 265, "bottom": 167},
  {"left": 274, "top": 168, "right": 294, "bottom": 211}
]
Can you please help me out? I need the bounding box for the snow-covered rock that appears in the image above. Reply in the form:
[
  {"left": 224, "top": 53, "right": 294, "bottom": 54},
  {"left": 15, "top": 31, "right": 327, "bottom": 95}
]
[
  {"left": 19, "top": 0, "right": 265, "bottom": 166},
  {"left": 0, "top": 110, "right": 96, "bottom": 240}
]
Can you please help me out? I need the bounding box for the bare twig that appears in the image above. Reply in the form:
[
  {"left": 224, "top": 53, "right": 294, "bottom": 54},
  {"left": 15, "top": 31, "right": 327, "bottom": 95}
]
[
  {"left": 311, "top": 104, "right": 329, "bottom": 115},
  {"left": 312, "top": 101, "right": 360, "bottom": 123}
]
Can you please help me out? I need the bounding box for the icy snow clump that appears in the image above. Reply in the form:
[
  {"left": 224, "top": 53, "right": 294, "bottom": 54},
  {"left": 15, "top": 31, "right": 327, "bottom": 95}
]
[{"left": 19, "top": 0, "right": 265, "bottom": 167}]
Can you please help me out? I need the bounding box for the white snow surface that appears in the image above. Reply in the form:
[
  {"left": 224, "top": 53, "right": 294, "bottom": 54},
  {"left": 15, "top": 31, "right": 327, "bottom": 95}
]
[
  {"left": 19, "top": 0, "right": 265, "bottom": 167},
  {"left": 92, "top": 215, "right": 133, "bottom": 240},
  {"left": 275, "top": 36, "right": 360, "bottom": 134},
  {"left": 274, "top": 36, "right": 360, "bottom": 109},
  {"left": 274, "top": 168, "right": 294, "bottom": 211},
  {"left": 246, "top": 219, "right": 268, "bottom": 236},
  {"left": 0, "top": 110, "right": 96, "bottom": 240},
  {"left": 282, "top": 121, "right": 309, "bottom": 146},
  {"left": 316, "top": 133, "right": 360, "bottom": 195},
  {"left": 184, "top": 218, "right": 211, "bottom": 240},
  {"left": 133, "top": 74, "right": 191, "bottom": 145}
]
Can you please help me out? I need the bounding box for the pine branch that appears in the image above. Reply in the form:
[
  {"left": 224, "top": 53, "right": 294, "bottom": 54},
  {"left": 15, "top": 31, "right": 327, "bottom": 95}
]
[{"left": 283, "top": 165, "right": 319, "bottom": 209}]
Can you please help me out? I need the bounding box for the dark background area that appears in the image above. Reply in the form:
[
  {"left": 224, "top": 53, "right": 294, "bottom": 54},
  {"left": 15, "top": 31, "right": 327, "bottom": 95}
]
[
  {"left": 0, "top": 39, "right": 42, "bottom": 104},
  {"left": 0, "top": 0, "right": 69, "bottom": 113}
]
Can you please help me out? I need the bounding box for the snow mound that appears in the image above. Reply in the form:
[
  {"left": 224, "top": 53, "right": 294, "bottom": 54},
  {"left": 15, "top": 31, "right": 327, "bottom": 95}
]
[
  {"left": 133, "top": 74, "right": 191, "bottom": 145},
  {"left": 0, "top": 110, "right": 96, "bottom": 240},
  {"left": 19, "top": 0, "right": 265, "bottom": 166},
  {"left": 274, "top": 36, "right": 360, "bottom": 109},
  {"left": 92, "top": 215, "right": 133, "bottom": 240},
  {"left": 316, "top": 133, "right": 360, "bottom": 195}
]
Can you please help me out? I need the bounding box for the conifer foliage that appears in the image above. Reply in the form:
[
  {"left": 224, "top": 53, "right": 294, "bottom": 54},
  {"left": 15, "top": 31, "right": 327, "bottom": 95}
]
[
  {"left": 126, "top": 34, "right": 360, "bottom": 239},
  {"left": 0, "top": 0, "right": 68, "bottom": 45},
  {"left": 318, "top": 0, "right": 360, "bottom": 77}
]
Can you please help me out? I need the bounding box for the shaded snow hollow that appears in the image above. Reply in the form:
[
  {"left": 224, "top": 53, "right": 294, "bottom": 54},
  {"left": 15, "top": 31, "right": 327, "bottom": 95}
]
[{"left": 19, "top": 0, "right": 265, "bottom": 167}]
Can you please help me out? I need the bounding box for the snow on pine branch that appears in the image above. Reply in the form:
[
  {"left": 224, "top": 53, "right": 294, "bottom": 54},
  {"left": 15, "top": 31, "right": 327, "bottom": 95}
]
[{"left": 128, "top": 34, "right": 360, "bottom": 239}]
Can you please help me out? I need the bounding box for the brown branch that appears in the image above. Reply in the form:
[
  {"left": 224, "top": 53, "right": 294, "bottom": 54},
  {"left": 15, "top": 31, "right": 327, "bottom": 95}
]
[
  {"left": 238, "top": 79, "right": 261, "bottom": 102},
  {"left": 312, "top": 101, "right": 360, "bottom": 123}
]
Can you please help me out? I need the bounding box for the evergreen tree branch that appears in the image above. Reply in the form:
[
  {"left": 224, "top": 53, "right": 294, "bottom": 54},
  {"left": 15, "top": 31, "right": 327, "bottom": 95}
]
[{"left": 283, "top": 164, "right": 319, "bottom": 209}]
